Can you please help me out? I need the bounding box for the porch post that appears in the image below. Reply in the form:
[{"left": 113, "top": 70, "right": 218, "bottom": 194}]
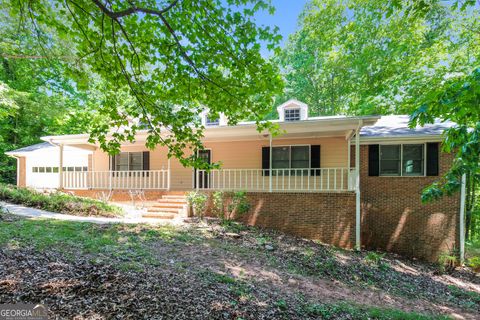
[
  {"left": 459, "top": 173, "right": 466, "bottom": 264},
  {"left": 347, "top": 137, "right": 351, "bottom": 172},
  {"left": 167, "top": 158, "right": 171, "bottom": 190},
  {"left": 355, "top": 122, "right": 361, "bottom": 250},
  {"left": 58, "top": 144, "right": 64, "bottom": 189},
  {"left": 269, "top": 134, "right": 272, "bottom": 193}
]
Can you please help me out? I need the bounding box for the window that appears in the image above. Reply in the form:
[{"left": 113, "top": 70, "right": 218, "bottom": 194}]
[
  {"left": 32, "top": 167, "right": 38, "bottom": 173},
  {"left": 380, "top": 145, "right": 401, "bottom": 176},
  {"left": 291, "top": 146, "right": 309, "bottom": 169},
  {"left": 272, "top": 145, "right": 310, "bottom": 175},
  {"left": 52, "top": 167, "right": 59, "bottom": 173},
  {"left": 403, "top": 144, "right": 424, "bottom": 176},
  {"left": 205, "top": 116, "right": 219, "bottom": 126},
  {"left": 379, "top": 144, "right": 424, "bottom": 176},
  {"left": 284, "top": 108, "right": 301, "bottom": 121},
  {"left": 114, "top": 152, "right": 144, "bottom": 171},
  {"left": 272, "top": 146, "right": 290, "bottom": 169}
]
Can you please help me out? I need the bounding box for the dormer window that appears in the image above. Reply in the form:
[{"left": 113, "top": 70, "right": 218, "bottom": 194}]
[
  {"left": 285, "top": 108, "right": 301, "bottom": 121},
  {"left": 205, "top": 116, "right": 220, "bottom": 126},
  {"left": 276, "top": 99, "right": 308, "bottom": 122}
]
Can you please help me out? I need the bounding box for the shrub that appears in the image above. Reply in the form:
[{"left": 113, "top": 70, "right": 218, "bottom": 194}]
[
  {"left": 227, "top": 191, "right": 251, "bottom": 218},
  {"left": 212, "top": 191, "right": 225, "bottom": 219},
  {"left": 438, "top": 249, "right": 458, "bottom": 274},
  {"left": 186, "top": 191, "right": 208, "bottom": 218},
  {"left": 0, "top": 184, "right": 122, "bottom": 217},
  {"left": 365, "top": 252, "right": 385, "bottom": 265},
  {"left": 466, "top": 256, "right": 480, "bottom": 273}
]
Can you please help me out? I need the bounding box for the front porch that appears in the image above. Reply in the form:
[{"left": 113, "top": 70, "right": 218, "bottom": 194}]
[{"left": 62, "top": 167, "right": 356, "bottom": 192}]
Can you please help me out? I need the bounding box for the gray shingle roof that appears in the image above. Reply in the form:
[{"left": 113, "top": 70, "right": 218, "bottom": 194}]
[
  {"left": 360, "top": 115, "right": 455, "bottom": 138},
  {"left": 6, "top": 142, "right": 54, "bottom": 154}
]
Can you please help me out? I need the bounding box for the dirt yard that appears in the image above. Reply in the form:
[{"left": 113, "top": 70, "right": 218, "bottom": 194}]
[{"left": 0, "top": 213, "right": 479, "bottom": 319}]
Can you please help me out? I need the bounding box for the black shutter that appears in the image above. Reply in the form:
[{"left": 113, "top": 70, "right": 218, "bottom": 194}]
[
  {"left": 310, "top": 145, "right": 321, "bottom": 175},
  {"left": 262, "top": 147, "right": 270, "bottom": 176},
  {"left": 110, "top": 155, "right": 116, "bottom": 171},
  {"left": 426, "top": 143, "right": 439, "bottom": 176},
  {"left": 109, "top": 155, "right": 116, "bottom": 177},
  {"left": 368, "top": 144, "right": 380, "bottom": 176},
  {"left": 143, "top": 151, "right": 150, "bottom": 170}
]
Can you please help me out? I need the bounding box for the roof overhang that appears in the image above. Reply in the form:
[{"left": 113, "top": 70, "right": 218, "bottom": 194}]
[{"left": 40, "top": 115, "right": 381, "bottom": 146}]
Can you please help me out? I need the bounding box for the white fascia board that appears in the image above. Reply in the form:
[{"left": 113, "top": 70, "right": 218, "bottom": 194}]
[{"left": 359, "top": 134, "right": 444, "bottom": 145}]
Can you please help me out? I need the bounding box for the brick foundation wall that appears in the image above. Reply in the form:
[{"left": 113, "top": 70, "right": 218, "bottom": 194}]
[
  {"left": 354, "top": 145, "right": 459, "bottom": 261},
  {"left": 208, "top": 192, "right": 356, "bottom": 249}
]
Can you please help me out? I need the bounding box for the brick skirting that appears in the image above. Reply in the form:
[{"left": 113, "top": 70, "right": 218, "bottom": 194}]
[{"left": 238, "top": 192, "right": 356, "bottom": 249}]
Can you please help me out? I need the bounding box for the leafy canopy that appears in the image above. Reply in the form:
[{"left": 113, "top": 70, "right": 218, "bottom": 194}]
[
  {"left": 2, "top": 0, "right": 284, "bottom": 167},
  {"left": 276, "top": 0, "right": 478, "bottom": 117}
]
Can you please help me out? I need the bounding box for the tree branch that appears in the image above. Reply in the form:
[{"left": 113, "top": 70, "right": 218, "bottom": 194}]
[{"left": 90, "top": 0, "right": 179, "bottom": 18}]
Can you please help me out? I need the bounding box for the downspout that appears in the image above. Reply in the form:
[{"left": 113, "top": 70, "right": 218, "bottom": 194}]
[
  {"left": 459, "top": 173, "right": 466, "bottom": 264},
  {"left": 355, "top": 120, "right": 363, "bottom": 250}
]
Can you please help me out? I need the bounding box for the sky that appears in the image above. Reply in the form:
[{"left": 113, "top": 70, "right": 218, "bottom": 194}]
[{"left": 253, "top": 1, "right": 309, "bottom": 57}]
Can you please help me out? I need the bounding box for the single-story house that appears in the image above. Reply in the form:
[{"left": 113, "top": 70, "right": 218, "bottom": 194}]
[{"left": 5, "top": 100, "right": 463, "bottom": 261}]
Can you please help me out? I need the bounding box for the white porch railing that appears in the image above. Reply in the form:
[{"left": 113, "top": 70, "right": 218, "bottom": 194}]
[
  {"left": 196, "top": 168, "right": 356, "bottom": 192},
  {"left": 63, "top": 170, "right": 169, "bottom": 190}
]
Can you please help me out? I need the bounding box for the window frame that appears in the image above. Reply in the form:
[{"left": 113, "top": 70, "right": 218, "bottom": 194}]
[
  {"left": 378, "top": 143, "right": 426, "bottom": 177},
  {"left": 205, "top": 115, "right": 220, "bottom": 126},
  {"left": 271, "top": 144, "right": 311, "bottom": 175},
  {"left": 284, "top": 108, "right": 301, "bottom": 122},
  {"left": 113, "top": 152, "right": 145, "bottom": 171}
]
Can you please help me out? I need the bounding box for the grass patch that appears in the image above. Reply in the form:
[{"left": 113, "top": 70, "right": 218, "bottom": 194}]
[
  {"left": 297, "top": 301, "right": 449, "bottom": 320},
  {"left": 0, "top": 217, "right": 196, "bottom": 268},
  {"left": 0, "top": 184, "right": 123, "bottom": 217}
]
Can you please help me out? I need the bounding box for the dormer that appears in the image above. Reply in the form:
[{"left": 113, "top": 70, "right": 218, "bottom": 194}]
[
  {"left": 200, "top": 109, "right": 228, "bottom": 127},
  {"left": 277, "top": 99, "right": 309, "bottom": 122}
]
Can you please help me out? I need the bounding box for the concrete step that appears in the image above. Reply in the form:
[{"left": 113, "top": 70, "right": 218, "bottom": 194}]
[
  {"left": 162, "top": 195, "right": 187, "bottom": 200},
  {"left": 152, "top": 203, "right": 185, "bottom": 208},
  {"left": 142, "top": 212, "right": 175, "bottom": 219},
  {"left": 157, "top": 198, "right": 187, "bottom": 203},
  {"left": 147, "top": 207, "right": 180, "bottom": 213}
]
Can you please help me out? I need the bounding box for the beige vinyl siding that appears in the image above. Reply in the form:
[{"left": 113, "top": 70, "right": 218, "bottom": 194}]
[
  {"left": 204, "top": 136, "right": 348, "bottom": 169},
  {"left": 90, "top": 136, "right": 348, "bottom": 190}
]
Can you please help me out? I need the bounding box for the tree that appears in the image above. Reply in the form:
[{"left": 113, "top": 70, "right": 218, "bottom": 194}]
[
  {"left": 1, "top": 0, "right": 284, "bottom": 167},
  {"left": 0, "top": 7, "right": 105, "bottom": 183},
  {"left": 276, "top": 0, "right": 477, "bottom": 116}
]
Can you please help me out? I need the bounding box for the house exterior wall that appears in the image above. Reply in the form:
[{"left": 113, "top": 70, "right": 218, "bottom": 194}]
[
  {"left": 353, "top": 145, "right": 459, "bottom": 261},
  {"left": 90, "top": 136, "right": 350, "bottom": 190}
]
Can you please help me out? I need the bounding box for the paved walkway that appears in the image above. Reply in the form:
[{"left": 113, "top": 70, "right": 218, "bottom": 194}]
[{"left": 0, "top": 201, "right": 182, "bottom": 225}]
